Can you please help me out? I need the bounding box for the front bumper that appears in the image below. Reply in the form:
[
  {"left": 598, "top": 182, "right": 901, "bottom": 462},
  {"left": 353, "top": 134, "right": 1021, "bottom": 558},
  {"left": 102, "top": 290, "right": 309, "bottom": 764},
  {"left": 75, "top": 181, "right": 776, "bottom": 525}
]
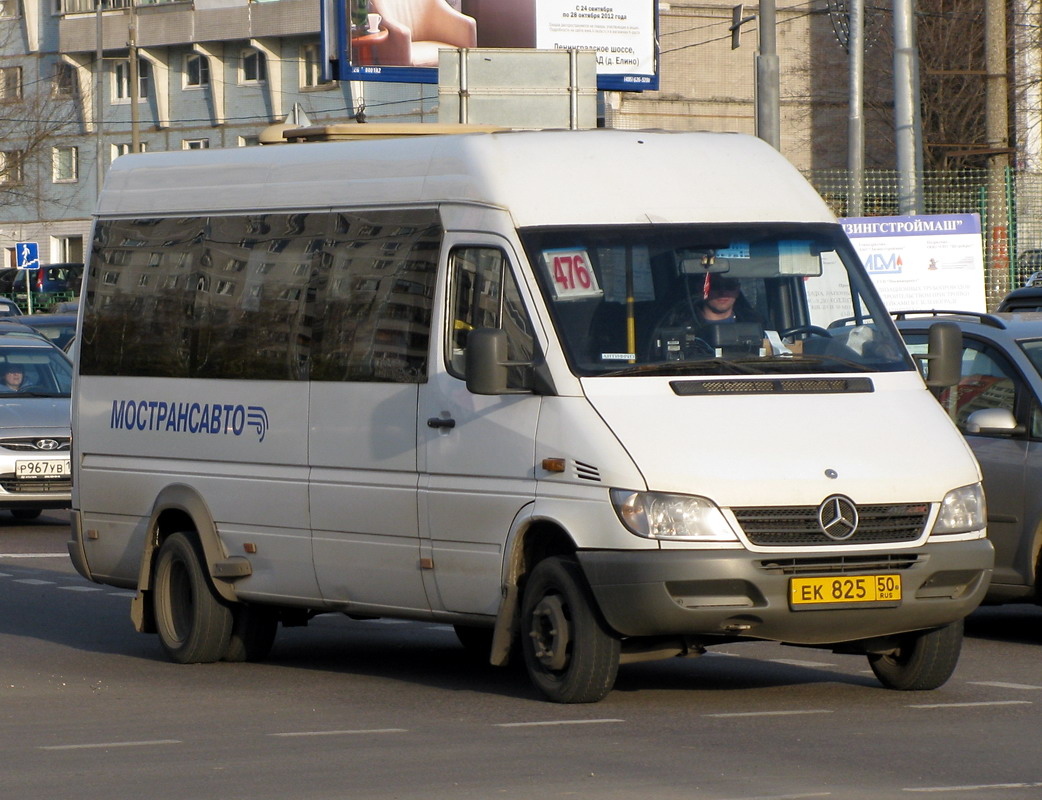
[{"left": 577, "top": 538, "right": 994, "bottom": 645}]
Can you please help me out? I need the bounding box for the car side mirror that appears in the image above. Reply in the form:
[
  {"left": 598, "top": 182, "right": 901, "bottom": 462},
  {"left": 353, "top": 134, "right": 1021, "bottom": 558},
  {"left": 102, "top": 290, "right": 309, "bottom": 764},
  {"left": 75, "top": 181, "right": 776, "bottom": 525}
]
[
  {"left": 921, "top": 321, "right": 962, "bottom": 388},
  {"left": 465, "top": 328, "right": 532, "bottom": 396},
  {"left": 965, "top": 407, "right": 1024, "bottom": 436}
]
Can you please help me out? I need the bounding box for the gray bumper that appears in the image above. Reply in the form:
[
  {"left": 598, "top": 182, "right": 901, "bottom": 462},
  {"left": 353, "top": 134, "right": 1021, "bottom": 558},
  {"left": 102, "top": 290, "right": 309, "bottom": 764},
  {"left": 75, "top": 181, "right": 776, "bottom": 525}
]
[{"left": 577, "top": 538, "right": 994, "bottom": 645}]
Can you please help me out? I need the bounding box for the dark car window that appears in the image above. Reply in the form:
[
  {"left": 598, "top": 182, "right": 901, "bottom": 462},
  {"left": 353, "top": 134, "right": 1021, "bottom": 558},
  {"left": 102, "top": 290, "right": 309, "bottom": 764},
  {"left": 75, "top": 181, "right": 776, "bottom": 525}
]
[{"left": 904, "top": 333, "right": 1037, "bottom": 435}]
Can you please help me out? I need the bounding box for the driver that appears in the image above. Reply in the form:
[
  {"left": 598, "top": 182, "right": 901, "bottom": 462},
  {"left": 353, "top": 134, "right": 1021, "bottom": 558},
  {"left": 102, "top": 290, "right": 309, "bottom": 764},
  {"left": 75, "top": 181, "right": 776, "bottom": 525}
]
[
  {"left": 650, "top": 274, "right": 763, "bottom": 358},
  {"left": 0, "top": 364, "right": 23, "bottom": 392}
]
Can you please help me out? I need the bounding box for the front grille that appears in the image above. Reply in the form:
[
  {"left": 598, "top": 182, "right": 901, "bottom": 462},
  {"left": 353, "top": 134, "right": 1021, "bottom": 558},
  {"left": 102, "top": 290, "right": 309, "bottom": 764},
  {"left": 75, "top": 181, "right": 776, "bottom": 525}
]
[
  {"left": 0, "top": 476, "right": 71, "bottom": 493},
  {"left": 734, "top": 503, "right": 929, "bottom": 546},
  {"left": 0, "top": 437, "right": 71, "bottom": 452},
  {"left": 759, "top": 554, "right": 921, "bottom": 575}
]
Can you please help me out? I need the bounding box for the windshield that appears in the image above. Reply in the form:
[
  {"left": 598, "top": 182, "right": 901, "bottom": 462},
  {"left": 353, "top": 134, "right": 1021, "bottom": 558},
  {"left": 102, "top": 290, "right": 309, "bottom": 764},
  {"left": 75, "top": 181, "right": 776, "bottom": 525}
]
[
  {"left": 0, "top": 347, "right": 73, "bottom": 397},
  {"left": 520, "top": 222, "right": 915, "bottom": 377}
]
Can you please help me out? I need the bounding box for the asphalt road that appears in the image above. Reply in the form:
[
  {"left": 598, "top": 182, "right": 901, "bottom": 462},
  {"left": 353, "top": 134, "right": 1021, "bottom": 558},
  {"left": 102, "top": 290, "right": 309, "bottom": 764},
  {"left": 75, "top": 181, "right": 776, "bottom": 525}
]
[{"left": 2, "top": 514, "right": 1041, "bottom": 800}]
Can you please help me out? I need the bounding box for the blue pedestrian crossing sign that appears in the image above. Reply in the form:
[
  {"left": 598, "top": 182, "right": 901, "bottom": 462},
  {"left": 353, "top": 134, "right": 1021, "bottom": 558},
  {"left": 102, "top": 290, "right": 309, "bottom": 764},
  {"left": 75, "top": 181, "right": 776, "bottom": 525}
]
[{"left": 15, "top": 242, "right": 39, "bottom": 270}]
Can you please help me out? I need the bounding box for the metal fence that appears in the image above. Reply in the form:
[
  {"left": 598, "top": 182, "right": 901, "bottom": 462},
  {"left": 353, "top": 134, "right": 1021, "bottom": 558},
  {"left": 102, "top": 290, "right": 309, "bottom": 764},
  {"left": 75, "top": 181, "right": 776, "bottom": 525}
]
[{"left": 804, "top": 168, "right": 1042, "bottom": 310}]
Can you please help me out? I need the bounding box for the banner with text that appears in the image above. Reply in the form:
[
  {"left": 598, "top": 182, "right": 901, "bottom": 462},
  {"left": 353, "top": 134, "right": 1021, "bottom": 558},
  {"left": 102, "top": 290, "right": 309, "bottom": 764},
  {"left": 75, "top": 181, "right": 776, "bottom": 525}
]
[{"left": 840, "top": 214, "right": 987, "bottom": 313}]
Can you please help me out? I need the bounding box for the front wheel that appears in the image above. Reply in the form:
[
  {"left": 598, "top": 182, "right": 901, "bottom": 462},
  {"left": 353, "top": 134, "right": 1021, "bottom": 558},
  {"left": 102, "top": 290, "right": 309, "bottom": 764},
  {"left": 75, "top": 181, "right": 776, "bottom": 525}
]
[
  {"left": 520, "top": 556, "right": 620, "bottom": 703},
  {"left": 868, "top": 620, "right": 963, "bottom": 691},
  {"left": 153, "top": 532, "right": 234, "bottom": 664}
]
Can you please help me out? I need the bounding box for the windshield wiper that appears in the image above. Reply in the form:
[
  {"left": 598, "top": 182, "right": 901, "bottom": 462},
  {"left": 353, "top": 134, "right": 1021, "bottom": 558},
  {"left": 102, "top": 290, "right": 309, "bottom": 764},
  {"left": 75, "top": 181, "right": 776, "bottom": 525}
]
[
  {"left": 766, "top": 353, "right": 875, "bottom": 373},
  {"left": 599, "top": 358, "right": 766, "bottom": 377}
]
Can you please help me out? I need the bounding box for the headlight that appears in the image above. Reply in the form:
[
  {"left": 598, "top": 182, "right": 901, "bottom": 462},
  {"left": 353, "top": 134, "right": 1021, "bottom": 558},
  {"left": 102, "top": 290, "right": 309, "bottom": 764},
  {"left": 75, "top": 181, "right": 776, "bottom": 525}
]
[
  {"left": 931, "top": 483, "right": 986, "bottom": 535},
  {"left": 610, "top": 489, "right": 738, "bottom": 541}
]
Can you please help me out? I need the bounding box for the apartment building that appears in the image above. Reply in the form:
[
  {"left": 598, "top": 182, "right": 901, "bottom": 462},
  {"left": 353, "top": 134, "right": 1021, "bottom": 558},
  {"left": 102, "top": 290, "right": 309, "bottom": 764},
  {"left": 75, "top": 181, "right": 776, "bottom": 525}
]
[{"left": 0, "top": 0, "right": 440, "bottom": 267}]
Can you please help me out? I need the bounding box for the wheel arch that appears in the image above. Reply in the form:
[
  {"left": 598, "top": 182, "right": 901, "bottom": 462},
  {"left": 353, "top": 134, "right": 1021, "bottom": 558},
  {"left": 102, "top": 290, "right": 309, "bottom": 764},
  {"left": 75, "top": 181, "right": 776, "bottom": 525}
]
[
  {"left": 131, "top": 484, "right": 235, "bottom": 632},
  {"left": 489, "top": 510, "right": 579, "bottom": 666}
]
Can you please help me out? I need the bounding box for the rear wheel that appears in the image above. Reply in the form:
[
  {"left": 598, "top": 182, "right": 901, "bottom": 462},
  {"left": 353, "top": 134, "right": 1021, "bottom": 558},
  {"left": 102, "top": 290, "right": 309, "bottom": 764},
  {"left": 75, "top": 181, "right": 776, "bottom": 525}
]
[
  {"left": 153, "top": 532, "right": 233, "bottom": 664},
  {"left": 520, "top": 556, "right": 620, "bottom": 703},
  {"left": 868, "top": 620, "right": 963, "bottom": 691},
  {"left": 11, "top": 509, "right": 41, "bottom": 520}
]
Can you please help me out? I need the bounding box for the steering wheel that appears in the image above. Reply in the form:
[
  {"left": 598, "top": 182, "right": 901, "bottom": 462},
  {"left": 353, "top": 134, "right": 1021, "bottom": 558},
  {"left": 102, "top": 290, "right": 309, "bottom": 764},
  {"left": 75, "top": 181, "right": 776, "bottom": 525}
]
[{"left": 780, "top": 325, "right": 831, "bottom": 339}]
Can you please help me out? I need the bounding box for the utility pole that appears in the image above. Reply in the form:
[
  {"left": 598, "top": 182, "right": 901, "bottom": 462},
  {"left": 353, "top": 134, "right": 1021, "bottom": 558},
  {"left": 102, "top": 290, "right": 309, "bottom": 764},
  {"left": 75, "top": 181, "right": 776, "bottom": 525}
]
[
  {"left": 128, "top": 0, "right": 141, "bottom": 153},
  {"left": 95, "top": 0, "right": 104, "bottom": 197},
  {"left": 756, "top": 0, "right": 780, "bottom": 150},
  {"left": 893, "top": 0, "right": 923, "bottom": 215},
  {"left": 985, "top": 0, "right": 1010, "bottom": 301},
  {"left": 847, "top": 0, "right": 864, "bottom": 216}
]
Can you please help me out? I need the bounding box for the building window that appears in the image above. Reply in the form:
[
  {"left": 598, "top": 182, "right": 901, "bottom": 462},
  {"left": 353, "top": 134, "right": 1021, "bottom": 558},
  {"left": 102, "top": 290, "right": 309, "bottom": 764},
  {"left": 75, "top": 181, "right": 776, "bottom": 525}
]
[
  {"left": 52, "top": 146, "right": 78, "bottom": 183},
  {"left": 301, "top": 44, "right": 329, "bottom": 89},
  {"left": 52, "top": 236, "right": 83, "bottom": 262},
  {"left": 113, "top": 59, "right": 150, "bottom": 102},
  {"left": 185, "top": 54, "right": 210, "bottom": 88},
  {"left": 240, "top": 49, "right": 266, "bottom": 84},
  {"left": 52, "top": 62, "right": 76, "bottom": 97},
  {"left": 0, "top": 66, "right": 22, "bottom": 102},
  {"left": 0, "top": 0, "right": 17, "bottom": 18},
  {"left": 238, "top": 135, "right": 260, "bottom": 147},
  {"left": 110, "top": 142, "right": 147, "bottom": 164},
  {"left": 0, "top": 150, "right": 23, "bottom": 184},
  {"left": 182, "top": 139, "right": 210, "bottom": 150}
]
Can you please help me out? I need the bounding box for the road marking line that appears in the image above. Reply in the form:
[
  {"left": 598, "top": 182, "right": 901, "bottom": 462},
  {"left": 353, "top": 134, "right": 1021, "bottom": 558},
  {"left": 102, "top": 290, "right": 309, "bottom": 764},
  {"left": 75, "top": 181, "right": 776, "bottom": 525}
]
[
  {"left": 495, "top": 719, "right": 624, "bottom": 728},
  {"left": 0, "top": 553, "right": 67, "bottom": 558},
  {"left": 908, "top": 700, "right": 1032, "bottom": 709},
  {"left": 41, "top": 739, "right": 182, "bottom": 751},
  {"left": 969, "top": 681, "right": 1042, "bottom": 691},
  {"left": 58, "top": 585, "right": 104, "bottom": 592},
  {"left": 14, "top": 579, "right": 55, "bottom": 585},
  {"left": 704, "top": 710, "right": 833, "bottom": 719},
  {"left": 270, "top": 729, "right": 407, "bottom": 737},
  {"left": 904, "top": 782, "right": 1042, "bottom": 793}
]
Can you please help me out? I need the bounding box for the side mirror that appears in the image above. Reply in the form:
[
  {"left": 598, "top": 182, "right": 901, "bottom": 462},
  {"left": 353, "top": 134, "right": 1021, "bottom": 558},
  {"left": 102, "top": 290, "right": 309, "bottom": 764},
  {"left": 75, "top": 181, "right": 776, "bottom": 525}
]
[
  {"left": 465, "top": 328, "right": 531, "bottom": 395},
  {"left": 965, "top": 407, "right": 1023, "bottom": 436},
  {"left": 922, "top": 321, "right": 962, "bottom": 388}
]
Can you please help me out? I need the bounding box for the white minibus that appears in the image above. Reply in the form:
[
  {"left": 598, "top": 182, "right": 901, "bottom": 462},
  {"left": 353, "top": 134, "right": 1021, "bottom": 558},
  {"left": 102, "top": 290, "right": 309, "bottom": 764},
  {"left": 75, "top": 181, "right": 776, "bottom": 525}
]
[{"left": 69, "top": 128, "right": 993, "bottom": 703}]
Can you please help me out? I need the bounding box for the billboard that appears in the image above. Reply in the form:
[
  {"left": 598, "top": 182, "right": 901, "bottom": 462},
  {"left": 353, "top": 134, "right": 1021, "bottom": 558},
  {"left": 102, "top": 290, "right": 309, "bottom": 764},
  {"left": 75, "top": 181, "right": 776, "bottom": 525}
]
[
  {"left": 329, "top": 0, "right": 658, "bottom": 91},
  {"left": 841, "top": 214, "right": 987, "bottom": 313}
]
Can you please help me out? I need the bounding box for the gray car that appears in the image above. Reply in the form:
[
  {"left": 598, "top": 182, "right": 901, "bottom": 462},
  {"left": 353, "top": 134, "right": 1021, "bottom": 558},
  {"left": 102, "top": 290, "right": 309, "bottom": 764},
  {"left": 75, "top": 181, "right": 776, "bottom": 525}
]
[
  {"left": 0, "top": 333, "right": 72, "bottom": 519},
  {"left": 895, "top": 310, "right": 1042, "bottom": 606}
]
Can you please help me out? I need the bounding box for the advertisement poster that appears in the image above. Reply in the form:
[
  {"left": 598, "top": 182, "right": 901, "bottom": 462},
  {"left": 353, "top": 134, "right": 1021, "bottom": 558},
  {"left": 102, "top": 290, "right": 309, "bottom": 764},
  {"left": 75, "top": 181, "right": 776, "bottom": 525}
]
[
  {"left": 535, "top": 0, "right": 656, "bottom": 88},
  {"left": 335, "top": 0, "right": 658, "bottom": 90},
  {"left": 840, "top": 214, "right": 987, "bottom": 313}
]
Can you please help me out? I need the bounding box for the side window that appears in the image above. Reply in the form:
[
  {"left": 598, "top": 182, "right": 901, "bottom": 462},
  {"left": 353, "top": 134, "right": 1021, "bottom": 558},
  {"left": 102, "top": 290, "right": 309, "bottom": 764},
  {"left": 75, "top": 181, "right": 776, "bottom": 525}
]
[
  {"left": 447, "top": 246, "right": 535, "bottom": 385},
  {"left": 907, "top": 335, "right": 1031, "bottom": 434}
]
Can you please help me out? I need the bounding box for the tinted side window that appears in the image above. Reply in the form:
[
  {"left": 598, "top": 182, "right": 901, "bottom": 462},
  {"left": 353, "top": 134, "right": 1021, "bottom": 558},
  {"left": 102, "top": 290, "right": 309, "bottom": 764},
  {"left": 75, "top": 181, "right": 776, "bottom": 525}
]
[
  {"left": 446, "top": 246, "right": 535, "bottom": 386},
  {"left": 81, "top": 209, "right": 442, "bottom": 383}
]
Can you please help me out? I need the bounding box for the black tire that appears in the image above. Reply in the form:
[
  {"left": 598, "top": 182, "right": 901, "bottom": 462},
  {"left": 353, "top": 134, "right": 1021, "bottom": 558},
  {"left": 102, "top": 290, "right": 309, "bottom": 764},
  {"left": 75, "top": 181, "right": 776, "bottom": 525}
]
[
  {"left": 868, "top": 620, "right": 963, "bottom": 691},
  {"left": 520, "top": 556, "right": 620, "bottom": 703},
  {"left": 153, "top": 532, "right": 233, "bottom": 664},
  {"left": 223, "top": 604, "right": 279, "bottom": 663},
  {"left": 11, "top": 509, "right": 41, "bottom": 520}
]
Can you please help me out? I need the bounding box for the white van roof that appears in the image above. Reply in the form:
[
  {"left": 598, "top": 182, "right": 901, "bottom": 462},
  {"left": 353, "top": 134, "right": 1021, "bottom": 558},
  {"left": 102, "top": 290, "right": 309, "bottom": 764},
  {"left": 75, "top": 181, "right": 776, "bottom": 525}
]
[{"left": 97, "top": 129, "right": 836, "bottom": 228}]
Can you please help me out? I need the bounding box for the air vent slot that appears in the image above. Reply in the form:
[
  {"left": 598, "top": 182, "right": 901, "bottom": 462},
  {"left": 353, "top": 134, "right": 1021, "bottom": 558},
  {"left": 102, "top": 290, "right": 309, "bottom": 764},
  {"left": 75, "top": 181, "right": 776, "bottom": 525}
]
[
  {"left": 574, "top": 460, "right": 601, "bottom": 482},
  {"left": 671, "top": 377, "right": 874, "bottom": 396}
]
